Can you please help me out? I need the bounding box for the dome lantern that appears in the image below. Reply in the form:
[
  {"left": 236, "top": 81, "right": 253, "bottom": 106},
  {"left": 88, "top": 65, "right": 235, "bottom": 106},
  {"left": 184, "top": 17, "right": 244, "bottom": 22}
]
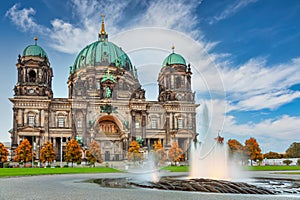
[{"left": 22, "top": 37, "right": 48, "bottom": 59}]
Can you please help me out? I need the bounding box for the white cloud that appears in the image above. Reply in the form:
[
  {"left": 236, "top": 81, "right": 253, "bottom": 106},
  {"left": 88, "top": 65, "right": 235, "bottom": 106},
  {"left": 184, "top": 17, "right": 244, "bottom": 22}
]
[
  {"left": 208, "top": 0, "right": 258, "bottom": 25},
  {"left": 134, "top": 0, "right": 202, "bottom": 38},
  {"left": 5, "top": 4, "right": 49, "bottom": 35},
  {"left": 222, "top": 58, "right": 300, "bottom": 111},
  {"left": 5, "top": 0, "right": 300, "bottom": 153},
  {"left": 224, "top": 114, "right": 300, "bottom": 152}
]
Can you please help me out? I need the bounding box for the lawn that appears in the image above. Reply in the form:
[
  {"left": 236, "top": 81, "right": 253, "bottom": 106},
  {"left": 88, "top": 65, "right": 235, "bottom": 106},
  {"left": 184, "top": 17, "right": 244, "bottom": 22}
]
[
  {"left": 0, "top": 167, "right": 121, "bottom": 177},
  {"left": 162, "top": 165, "right": 300, "bottom": 172},
  {"left": 162, "top": 165, "right": 189, "bottom": 172},
  {"left": 244, "top": 165, "right": 300, "bottom": 171}
]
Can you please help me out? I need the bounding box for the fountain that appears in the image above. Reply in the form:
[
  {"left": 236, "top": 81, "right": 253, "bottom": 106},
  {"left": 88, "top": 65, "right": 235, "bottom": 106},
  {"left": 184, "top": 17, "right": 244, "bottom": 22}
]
[
  {"left": 90, "top": 103, "right": 281, "bottom": 195},
  {"left": 189, "top": 103, "right": 230, "bottom": 180}
]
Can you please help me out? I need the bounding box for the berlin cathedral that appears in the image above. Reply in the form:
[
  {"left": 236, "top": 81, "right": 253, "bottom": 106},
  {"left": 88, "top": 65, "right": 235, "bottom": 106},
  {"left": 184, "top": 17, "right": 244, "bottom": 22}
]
[{"left": 9, "top": 17, "right": 198, "bottom": 161}]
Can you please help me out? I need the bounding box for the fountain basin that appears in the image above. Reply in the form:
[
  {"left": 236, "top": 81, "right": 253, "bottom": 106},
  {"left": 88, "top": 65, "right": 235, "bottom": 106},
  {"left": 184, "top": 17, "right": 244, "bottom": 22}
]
[{"left": 90, "top": 176, "right": 276, "bottom": 195}]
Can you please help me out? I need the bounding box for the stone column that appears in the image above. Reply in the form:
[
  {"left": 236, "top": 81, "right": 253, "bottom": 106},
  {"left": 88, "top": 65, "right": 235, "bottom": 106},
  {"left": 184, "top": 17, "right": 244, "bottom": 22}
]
[
  {"left": 12, "top": 108, "right": 18, "bottom": 147},
  {"left": 165, "top": 112, "right": 170, "bottom": 146},
  {"left": 131, "top": 111, "right": 136, "bottom": 139},
  {"left": 142, "top": 112, "right": 147, "bottom": 146}
]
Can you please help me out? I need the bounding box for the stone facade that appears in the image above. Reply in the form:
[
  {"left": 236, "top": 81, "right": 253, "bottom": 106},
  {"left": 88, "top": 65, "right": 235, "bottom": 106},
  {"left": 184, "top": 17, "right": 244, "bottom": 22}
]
[{"left": 10, "top": 21, "right": 198, "bottom": 161}]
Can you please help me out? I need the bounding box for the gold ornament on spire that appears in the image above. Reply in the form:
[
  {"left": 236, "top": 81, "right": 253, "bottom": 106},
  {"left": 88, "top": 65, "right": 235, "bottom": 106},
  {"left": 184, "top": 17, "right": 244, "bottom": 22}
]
[
  {"left": 101, "top": 14, "right": 105, "bottom": 34},
  {"left": 99, "top": 14, "right": 108, "bottom": 41},
  {"left": 171, "top": 44, "right": 175, "bottom": 53}
]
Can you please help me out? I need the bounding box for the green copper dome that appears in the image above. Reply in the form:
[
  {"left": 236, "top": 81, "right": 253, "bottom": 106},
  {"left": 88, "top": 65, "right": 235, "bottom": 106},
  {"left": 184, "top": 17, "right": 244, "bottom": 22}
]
[
  {"left": 22, "top": 44, "right": 48, "bottom": 59},
  {"left": 162, "top": 52, "right": 186, "bottom": 67},
  {"left": 70, "top": 40, "right": 133, "bottom": 74}
]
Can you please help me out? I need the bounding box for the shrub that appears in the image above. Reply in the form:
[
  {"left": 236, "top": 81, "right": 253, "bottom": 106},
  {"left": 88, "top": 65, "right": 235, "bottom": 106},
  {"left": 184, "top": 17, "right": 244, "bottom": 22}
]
[
  {"left": 283, "top": 159, "right": 293, "bottom": 166},
  {"left": 297, "top": 159, "right": 300, "bottom": 166},
  {"left": 63, "top": 165, "right": 68, "bottom": 168}
]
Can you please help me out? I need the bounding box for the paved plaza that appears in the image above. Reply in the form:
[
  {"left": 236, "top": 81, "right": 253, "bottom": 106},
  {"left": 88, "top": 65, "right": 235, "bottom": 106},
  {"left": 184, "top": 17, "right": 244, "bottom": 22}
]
[{"left": 0, "top": 172, "right": 299, "bottom": 200}]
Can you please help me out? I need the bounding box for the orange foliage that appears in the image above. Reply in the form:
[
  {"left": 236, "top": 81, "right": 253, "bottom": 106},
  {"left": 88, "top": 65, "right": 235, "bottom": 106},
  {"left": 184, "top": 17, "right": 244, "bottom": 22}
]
[
  {"left": 168, "top": 141, "right": 183, "bottom": 164},
  {"left": 152, "top": 140, "right": 166, "bottom": 166},
  {"left": 228, "top": 139, "right": 244, "bottom": 156},
  {"left": 40, "top": 141, "right": 56, "bottom": 164},
  {"left": 0, "top": 142, "right": 8, "bottom": 162},
  {"left": 64, "top": 139, "right": 82, "bottom": 166},
  {"left": 89, "top": 140, "right": 103, "bottom": 163},
  {"left": 14, "top": 139, "right": 33, "bottom": 165},
  {"left": 127, "top": 140, "right": 143, "bottom": 162},
  {"left": 244, "top": 137, "right": 264, "bottom": 164}
]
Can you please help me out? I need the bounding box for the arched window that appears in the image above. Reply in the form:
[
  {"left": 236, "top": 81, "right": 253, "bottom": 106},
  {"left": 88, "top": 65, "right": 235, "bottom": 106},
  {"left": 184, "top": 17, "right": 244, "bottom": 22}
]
[{"left": 29, "top": 70, "right": 36, "bottom": 83}]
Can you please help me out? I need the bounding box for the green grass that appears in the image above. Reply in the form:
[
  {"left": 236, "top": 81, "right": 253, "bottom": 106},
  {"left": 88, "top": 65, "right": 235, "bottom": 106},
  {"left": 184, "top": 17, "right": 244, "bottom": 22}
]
[
  {"left": 244, "top": 165, "right": 300, "bottom": 171},
  {"left": 162, "top": 165, "right": 300, "bottom": 172},
  {"left": 0, "top": 167, "right": 121, "bottom": 178},
  {"left": 161, "top": 165, "right": 189, "bottom": 172}
]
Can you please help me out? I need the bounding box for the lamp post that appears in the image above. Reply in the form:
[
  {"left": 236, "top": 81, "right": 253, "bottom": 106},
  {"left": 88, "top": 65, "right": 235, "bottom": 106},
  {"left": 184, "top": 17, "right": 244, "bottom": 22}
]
[
  {"left": 60, "top": 135, "right": 62, "bottom": 168},
  {"left": 32, "top": 135, "right": 34, "bottom": 168}
]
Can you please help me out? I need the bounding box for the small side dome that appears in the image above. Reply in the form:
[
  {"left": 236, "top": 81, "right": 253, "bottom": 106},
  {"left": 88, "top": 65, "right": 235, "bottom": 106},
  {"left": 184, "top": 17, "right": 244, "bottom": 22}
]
[
  {"left": 22, "top": 37, "right": 48, "bottom": 59},
  {"left": 162, "top": 52, "right": 186, "bottom": 67}
]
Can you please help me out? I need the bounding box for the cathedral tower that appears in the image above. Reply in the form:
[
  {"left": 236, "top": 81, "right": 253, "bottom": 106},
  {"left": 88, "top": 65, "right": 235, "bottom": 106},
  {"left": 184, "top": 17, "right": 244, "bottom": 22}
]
[{"left": 10, "top": 38, "right": 53, "bottom": 151}]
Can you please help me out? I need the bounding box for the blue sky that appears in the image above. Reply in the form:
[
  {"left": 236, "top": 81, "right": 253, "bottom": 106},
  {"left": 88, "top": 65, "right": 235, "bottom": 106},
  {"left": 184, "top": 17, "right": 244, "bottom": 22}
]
[{"left": 0, "top": 0, "right": 299, "bottom": 153}]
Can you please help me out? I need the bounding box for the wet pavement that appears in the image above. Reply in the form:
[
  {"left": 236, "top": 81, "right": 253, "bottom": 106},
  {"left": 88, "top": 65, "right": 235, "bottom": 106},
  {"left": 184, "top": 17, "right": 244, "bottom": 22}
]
[{"left": 0, "top": 171, "right": 299, "bottom": 200}]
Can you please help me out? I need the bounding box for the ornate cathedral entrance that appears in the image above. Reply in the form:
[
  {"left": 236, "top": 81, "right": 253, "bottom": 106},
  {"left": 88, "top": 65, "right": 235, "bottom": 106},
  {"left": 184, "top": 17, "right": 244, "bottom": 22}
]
[{"left": 94, "top": 115, "right": 126, "bottom": 161}]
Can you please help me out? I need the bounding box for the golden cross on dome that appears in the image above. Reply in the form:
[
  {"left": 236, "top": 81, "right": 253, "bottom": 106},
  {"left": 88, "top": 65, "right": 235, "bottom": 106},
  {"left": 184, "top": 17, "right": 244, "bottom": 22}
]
[{"left": 106, "top": 68, "right": 111, "bottom": 75}]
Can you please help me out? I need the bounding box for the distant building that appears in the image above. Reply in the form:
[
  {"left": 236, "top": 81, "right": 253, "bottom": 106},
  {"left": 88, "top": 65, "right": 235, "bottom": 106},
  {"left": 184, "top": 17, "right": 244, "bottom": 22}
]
[{"left": 9, "top": 17, "right": 198, "bottom": 161}]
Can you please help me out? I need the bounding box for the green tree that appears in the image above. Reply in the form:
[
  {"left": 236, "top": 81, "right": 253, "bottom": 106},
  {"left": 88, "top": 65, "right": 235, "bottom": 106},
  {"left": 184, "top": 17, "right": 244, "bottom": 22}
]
[
  {"left": 89, "top": 140, "right": 103, "bottom": 163},
  {"left": 152, "top": 140, "right": 166, "bottom": 166},
  {"left": 14, "top": 139, "right": 32, "bottom": 167},
  {"left": 40, "top": 141, "right": 56, "bottom": 164},
  {"left": 0, "top": 142, "right": 9, "bottom": 162},
  {"left": 127, "top": 140, "right": 143, "bottom": 162},
  {"left": 283, "top": 159, "right": 293, "bottom": 166},
  {"left": 244, "top": 137, "right": 264, "bottom": 166},
  {"left": 64, "top": 139, "right": 82, "bottom": 167},
  {"left": 168, "top": 141, "right": 183, "bottom": 166},
  {"left": 285, "top": 142, "right": 300, "bottom": 158}
]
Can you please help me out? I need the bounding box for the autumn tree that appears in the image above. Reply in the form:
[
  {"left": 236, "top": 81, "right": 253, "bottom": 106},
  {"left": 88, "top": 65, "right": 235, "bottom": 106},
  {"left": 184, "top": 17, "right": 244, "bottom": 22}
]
[
  {"left": 14, "top": 139, "right": 33, "bottom": 166},
  {"left": 152, "top": 140, "right": 166, "bottom": 166},
  {"left": 86, "top": 150, "right": 96, "bottom": 166},
  {"left": 89, "top": 140, "right": 103, "bottom": 163},
  {"left": 244, "top": 137, "right": 264, "bottom": 165},
  {"left": 127, "top": 140, "right": 143, "bottom": 162},
  {"left": 40, "top": 141, "right": 56, "bottom": 164},
  {"left": 227, "top": 139, "right": 245, "bottom": 164},
  {"left": 0, "top": 142, "right": 9, "bottom": 162},
  {"left": 64, "top": 139, "right": 82, "bottom": 167},
  {"left": 168, "top": 141, "right": 183, "bottom": 166},
  {"left": 285, "top": 142, "right": 300, "bottom": 158},
  {"left": 264, "top": 151, "right": 281, "bottom": 159}
]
